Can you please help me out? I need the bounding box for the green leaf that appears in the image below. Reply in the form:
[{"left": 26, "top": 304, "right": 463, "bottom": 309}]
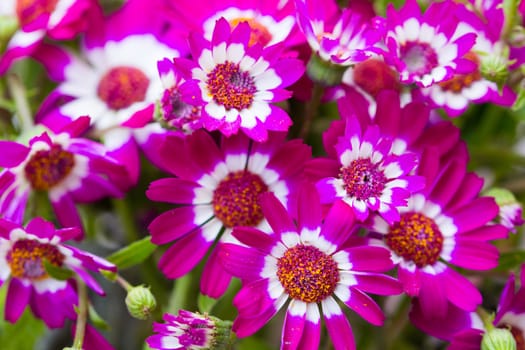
[
  {"left": 106, "top": 236, "right": 157, "bottom": 270},
  {"left": 495, "top": 250, "right": 525, "bottom": 272},
  {"left": 198, "top": 293, "right": 218, "bottom": 314},
  {"left": 88, "top": 304, "right": 109, "bottom": 330},
  {"left": 43, "top": 259, "right": 73, "bottom": 280}
]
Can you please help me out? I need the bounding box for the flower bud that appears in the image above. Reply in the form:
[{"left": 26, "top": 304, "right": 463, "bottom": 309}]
[
  {"left": 479, "top": 45, "right": 513, "bottom": 92},
  {"left": 485, "top": 188, "right": 524, "bottom": 233},
  {"left": 306, "top": 53, "right": 347, "bottom": 86},
  {"left": 125, "top": 285, "right": 157, "bottom": 320},
  {"left": 481, "top": 327, "right": 517, "bottom": 350}
]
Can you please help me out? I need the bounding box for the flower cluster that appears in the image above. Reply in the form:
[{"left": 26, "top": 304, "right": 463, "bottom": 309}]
[{"left": 0, "top": 0, "right": 525, "bottom": 349}]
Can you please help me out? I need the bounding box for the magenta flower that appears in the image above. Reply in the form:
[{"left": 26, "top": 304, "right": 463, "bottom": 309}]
[
  {"left": 147, "top": 310, "right": 232, "bottom": 350},
  {"left": 296, "top": 0, "right": 383, "bottom": 66},
  {"left": 0, "top": 217, "right": 116, "bottom": 328},
  {"left": 171, "top": 17, "right": 304, "bottom": 142},
  {"left": 371, "top": 150, "right": 508, "bottom": 317},
  {"left": 381, "top": 0, "right": 477, "bottom": 87},
  {"left": 219, "top": 184, "right": 401, "bottom": 350},
  {"left": 0, "top": 118, "right": 125, "bottom": 236},
  {"left": 146, "top": 130, "right": 311, "bottom": 297},
  {"left": 33, "top": 0, "right": 188, "bottom": 186},
  {"left": 415, "top": 4, "right": 516, "bottom": 116},
  {"left": 0, "top": 0, "right": 95, "bottom": 74}
]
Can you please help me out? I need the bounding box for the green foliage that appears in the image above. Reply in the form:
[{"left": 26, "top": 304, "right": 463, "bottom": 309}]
[{"left": 106, "top": 236, "right": 157, "bottom": 270}]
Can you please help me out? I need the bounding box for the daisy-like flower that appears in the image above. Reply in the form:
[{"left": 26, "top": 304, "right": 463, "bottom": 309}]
[
  {"left": 296, "top": 0, "right": 383, "bottom": 66},
  {"left": 0, "top": 117, "right": 125, "bottom": 236},
  {"left": 370, "top": 150, "right": 508, "bottom": 318},
  {"left": 33, "top": 0, "right": 188, "bottom": 186},
  {"left": 313, "top": 114, "right": 425, "bottom": 223},
  {"left": 146, "top": 130, "right": 311, "bottom": 297},
  {"left": 381, "top": 0, "right": 477, "bottom": 87},
  {"left": 172, "top": 17, "right": 304, "bottom": 142},
  {"left": 218, "top": 184, "right": 401, "bottom": 349},
  {"left": 415, "top": 4, "right": 516, "bottom": 116},
  {"left": 163, "top": 0, "right": 300, "bottom": 48},
  {"left": 146, "top": 310, "right": 233, "bottom": 350},
  {"left": 0, "top": 216, "right": 116, "bottom": 328},
  {"left": 0, "top": 0, "right": 95, "bottom": 74},
  {"left": 155, "top": 58, "right": 202, "bottom": 134}
]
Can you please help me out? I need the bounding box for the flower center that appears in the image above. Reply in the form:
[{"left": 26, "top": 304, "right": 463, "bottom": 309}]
[
  {"left": 498, "top": 324, "right": 525, "bottom": 350},
  {"left": 340, "top": 158, "right": 387, "bottom": 201},
  {"left": 353, "top": 58, "right": 400, "bottom": 97},
  {"left": 206, "top": 61, "right": 256, "bottom": 111},
  {"left": 7, "top": 239, "right": 65, "bottom": 281},
  {"left": 229, "top": 17, "right": 273, "bottom": 46},
  {"left": 158, "top": 87, "right": 200, "bottom": 130},
  {"left": 400, "top": 41, "right": 438, "bottom": 76},
  {"left": 16, "top": 0, "right": 58, "bottom": 26},
  {"left": 97, "top": 66, "right": 150, "bottom": 110},
  {"left": 438, "top": 52, "right": 481, "bottom": 93},
  {"left": 24, "top": 144, "right": 75, "bottom": 191},
  {"left": 385, "top": 212, "right": 444, "bottom": 267},
  {"left": 212, "top": 171, "right": 268, "bottom": 228},
  {"left": 277, "top": 245, "right": 339, "bottom": 303}
]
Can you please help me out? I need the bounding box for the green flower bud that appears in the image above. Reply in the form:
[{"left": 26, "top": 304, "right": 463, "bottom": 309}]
[
  {"left": 306, "top": 53, "right": 347, "bottom": 87},
  {"left": 485, "top": 188, "right": 518, "bottom": 207},
  {"left": 125, "top": 285, "right": 157, "bottom": 320},
  {"left": 479, "top": 46, "right": 513, "bottom": 92},
  {"left": 481, "top": 327, "right": 517, "bottom": 350}
]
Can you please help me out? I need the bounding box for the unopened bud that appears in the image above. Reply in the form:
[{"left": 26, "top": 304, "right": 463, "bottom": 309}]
[
  {"left": 485, "top": 188, "right": 524, "bottom": 233},
  {"left": 481, "top": 327, "right": 516, "bottom": 350},
  {"left": 125, "top": 285, "right": 157, "bottom": 320},
  {"left": 479, "top": 46, "right": 513, "bottom": 92}
]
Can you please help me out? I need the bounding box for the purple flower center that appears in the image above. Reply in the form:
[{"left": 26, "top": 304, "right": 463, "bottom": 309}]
[
  {"left": 277, "top": 244, "right": 339, "bottom": 303},
  {"left": 400, "top": 41, "right": 438, "bottom": 76},
  {"left": 16, "top": 0, "right": 58, "bottom": 26},
  {"left": 159, "top": 87, "right": 200, "bottom": 129},
  {"left": 340, "top": 158, "right": 387, "bottom": 201},
  {"left": 353, "top": 58, "right": 400, "bottom": 97},
  {"left": 206, "top": 61, "right": 256, "bottom": 111},
  {"left": 438, "top": 52, "right": 481, "bottom": 92},
  {"left": 24, "top": 144, "right": 75, "bottom": 191},
  {"left": 7, "top": 239, "right": 65, "bottom": 281},
  {"left": 229, "top": 18, "right": 272, "bottom": 46},
  {"left": 385, "top": 212, "right": 443, "bottom": 268},
  {"left": 212, "top": 171, "right": 268, "bottom": 228},
  {"left": 97, "top": 66, "right": 150, "bottom": 110}
]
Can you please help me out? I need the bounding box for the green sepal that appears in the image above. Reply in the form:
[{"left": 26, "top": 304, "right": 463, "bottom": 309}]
[
  {"left": 198, "top": 293, "right": 219, "bottom": 314},
  {"left": 88, "top": 304, "right": 109, "bottom": 330},
  {"left": 106, "top": 236, "right": 157, "bottom": 270},
  {"left": 43, "top": 259, "right": 73, "bottom": 281}
]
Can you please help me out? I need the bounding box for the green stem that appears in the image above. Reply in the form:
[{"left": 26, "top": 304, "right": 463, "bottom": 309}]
[
  {"left": 299, "top": 83, "right": 324, "bottom": 140},
  {"left": 72, "top": 277, "right": 89, "bottom": 349},
  {"left": 167, "top": 273, "right": 192, "bottom": 315},
  {"left": 6, "top": 73, "right": 33, "bottom": 132},
  {"left": 116, "top": 274, "right": 133, "bottom": 292}
]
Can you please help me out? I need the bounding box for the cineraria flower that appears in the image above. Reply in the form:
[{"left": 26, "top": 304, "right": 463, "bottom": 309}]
[
  {"left": 296, "top": 0, "right": 383, "bottom": 66},
  {"left": 381, "top": 0, "right": 477, "bottom": 87},
  {"left": 172, "top": 17, "right": 304, "bottom": 142},
  {"left": 146, "top": 130, "right": 311, "bottom": 297},
  {"left": 163, "top": 0, "right": 300, "bottom": 48},
  {"left": 34, "top": 0, "right": 188, "bottom": 186},
  {"left": 0, "top": 0, "right": 95, "bottom": 74},
  {"left": 0, "top": 117, "right": 125, "bottom": 236},
  {"left": 370, "top": 151, "right": 508, "bottom": 317},
  {"left": 155, "top": 58, "right": 202, "bottom": 134},
  {"left": 415, "top": 4, "right": 516, "bottom": 116},
  {"left": 146, "top": 310, "right": 233, "bottom": 350},
  {"left": 313, "top": 114, "right": 425, "bottom": 223},
  {"left": 219, "top": 185, "right": 401, "bottom": 349},
  {"left": 0, "top": 217, "right": 116, "bottom": 328}
]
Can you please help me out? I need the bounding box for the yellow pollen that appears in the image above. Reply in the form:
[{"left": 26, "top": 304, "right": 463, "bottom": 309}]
[{"left": 7, "top": 239, "right": 65, "bottom": 281}]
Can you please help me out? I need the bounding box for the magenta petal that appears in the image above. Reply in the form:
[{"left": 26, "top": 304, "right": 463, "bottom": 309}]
[
  {"left": 321, "top": 200, "right": 357, "bottom": 247},
  {"left": 282, "top": 310, "right": 305, "bottom": 350},
  {"left": 450, "top": 239, "right": 500, "bottom": 270},
  {"left": 345, "top": 246, "right": 394, "bottom": 272},
  {"left": 5, "top": 279, "right": 31, "bottom": 324},
  {"left": 201, "top": 248, "right": 232, "bottom": 298},
  {"left": 266, "top": 139, "right": 311, "bottom": 179},
  {"left": 233, "top": 279, "right": 277, "bottom": 317},
  {"left": 158, "top": 230, "right": 213, "bottom": 278},
  {"left": 451, "top": 197, "right": 499, "bottom": 232},
  {"left": 398, "top": 267, "right": 421, "bottom": 296},
  {"left": 419, "top": 271, "right": 448, "bottom": 318},
  {"left": 0, "top": 141, "right": 30, "bottom": 167},
  {"left": 259, "top": 192, "right": 297, "bottom": 235},
  {"left": 81, "top": 324, "right": 115, "bottom": 350},
  {"left": 148, "top": 206, "right": 207, "bottom": 245},
  {"left": 231, "top": 227, "right": 276, "bottom": 253},
  {"left": 233, "top": 306, "right": 278, "bottom": 338},
  {"left": 146, "top": 178, "right": 200, "bottom": 204},
  {"left": 30, "top": 285, "right": 76, "bottom": 328},
  {"left": 324, "top": 308, "right": 356, "bottom": 350},
  {"left": 51, "top": 195, "right": 84, "bottom": 239},
  {"left": 218, "top": 243, "right": 266, "bottom": 281},
  {"left": 186, "top": 130, "right": 224, "bottom": 173},
  {"left": 297, "top": 316, "right": 321, "bottom": 350},
  {"left": 353, "top": 274, "right": 402, "bottom": 295},
  {"left": 25, "top": 217, "right": 56, "bottom": 239},
  {"left": 297, "top": 181, "right": 322, "bottom": 231},
  {"left": 444, "top": 268, "right": 481, "bottom": 311},
  {"left": 344, "top": 287, "right": 384, "bottom": 326}
]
